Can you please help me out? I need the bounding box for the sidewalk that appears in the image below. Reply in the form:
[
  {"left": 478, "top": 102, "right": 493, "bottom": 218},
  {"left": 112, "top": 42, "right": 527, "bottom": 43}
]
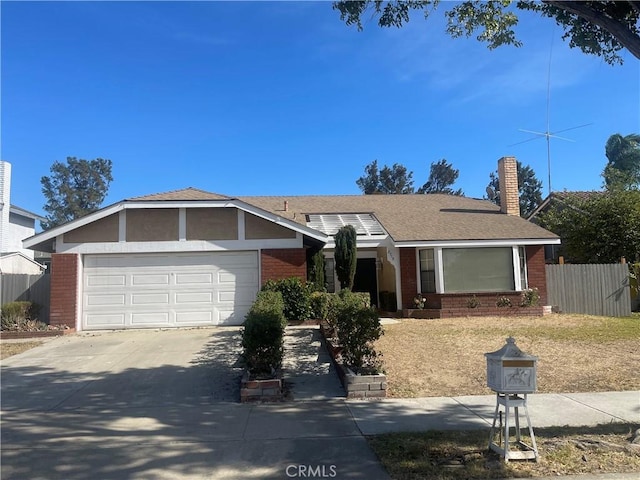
[{"left": 347, "top": 391, "right": 639, "bottom": 435}]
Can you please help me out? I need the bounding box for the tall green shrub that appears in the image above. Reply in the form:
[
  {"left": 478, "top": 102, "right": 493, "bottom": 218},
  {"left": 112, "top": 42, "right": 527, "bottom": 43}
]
[
  {"left": 334, "top": 291, "right": 383, "bottom": 374},
  {"left": 335, "top": 225, "right": 357, "bottom": 290},
  {"left": 308, "top": 250, "right": 326, "bottom": 292},
  {"left": 262, "top": 277, "right": 312, "bottom": 322},
  {"left": 241, "top": 290, "right": 286, "bottom": 376}
]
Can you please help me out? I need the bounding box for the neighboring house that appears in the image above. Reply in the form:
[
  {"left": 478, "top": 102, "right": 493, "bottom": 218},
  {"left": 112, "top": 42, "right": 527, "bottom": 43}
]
[
  {"left": 0, "top": 252, "right": 46, "bottom": 274},
  {"left": 527, "top": 190, "right": 605, "bottom": 263},
  {"left": 0, "top": 160, "right": 46, "bottom": 272},
  {"left": 24, "top": 157, "right": 560, "bottom": 332}
]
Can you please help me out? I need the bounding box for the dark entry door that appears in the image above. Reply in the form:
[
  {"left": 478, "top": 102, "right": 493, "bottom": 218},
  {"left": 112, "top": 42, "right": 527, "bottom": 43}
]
[{"left": 352, "top": 258, "right": 378, "bottom": 307}]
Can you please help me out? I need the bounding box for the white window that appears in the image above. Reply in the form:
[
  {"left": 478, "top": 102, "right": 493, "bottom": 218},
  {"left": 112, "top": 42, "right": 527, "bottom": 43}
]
[{"left": 419, "top": 248, "right": 436, "bottom": 293}]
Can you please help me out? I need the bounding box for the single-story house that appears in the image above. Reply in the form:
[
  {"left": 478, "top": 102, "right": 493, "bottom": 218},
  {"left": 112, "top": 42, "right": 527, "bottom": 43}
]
[{"left": 24, "top": 157, "right": 560, "bottom": 331}]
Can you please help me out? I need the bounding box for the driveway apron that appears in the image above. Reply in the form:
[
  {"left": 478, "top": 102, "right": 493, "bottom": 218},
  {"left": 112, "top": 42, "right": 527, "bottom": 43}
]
[{"left": 1, "top": 327, "right": 387, "bottom": 479}]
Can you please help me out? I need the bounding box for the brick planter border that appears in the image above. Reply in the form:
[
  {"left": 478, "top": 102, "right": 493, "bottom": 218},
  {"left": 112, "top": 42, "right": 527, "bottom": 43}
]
[
  {"left": 320, "top": 324, "right": 387, "bottom": 399},
  {"left": 240, "top": 370, "right": 284, "bottom": 403},
  {"left": 0, "top": 329, "right": 76, "bottom": 340}
]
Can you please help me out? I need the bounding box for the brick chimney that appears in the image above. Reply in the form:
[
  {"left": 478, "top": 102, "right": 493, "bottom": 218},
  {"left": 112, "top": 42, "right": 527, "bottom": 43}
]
[{"left": 498, "top": 156, "right": 520, "bottom": 216}]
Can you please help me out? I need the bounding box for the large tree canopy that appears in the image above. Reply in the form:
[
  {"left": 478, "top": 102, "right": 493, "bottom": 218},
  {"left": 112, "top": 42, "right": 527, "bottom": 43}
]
[
  {"left": 486, "top": 160, "right": 543, "bottom": 218},
  {"left": 417, "top": 159, "right": 464, "bottom": 195},
  {"left": 537, "top": 189, "right": 640, "bottom": 263},
  {"left": 602, "top": 132, "right": 640, "bottom": 189},
  {"left": 356, "top": 160, "right": 414, "bottom": 194},
  {"left": 333, "top": 1, "right": 640, "bottom": 65},
  {"left": 41, "top": 157, "right": 113, "bottom": 230}
]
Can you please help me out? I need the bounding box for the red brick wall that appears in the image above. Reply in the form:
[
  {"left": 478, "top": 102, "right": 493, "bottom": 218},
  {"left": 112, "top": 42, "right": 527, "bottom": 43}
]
[
  {"left": 399, "top": 248, "right": 418, "bottom": 309},
  {"left": 261, "top": 248, "right": 306, "bottom": 284},
  {"left": 49, "top": 253, "right": 80, "bottom": 329},
  {"left": 526, "top": 245, "right": 548, "bottom": 305}
]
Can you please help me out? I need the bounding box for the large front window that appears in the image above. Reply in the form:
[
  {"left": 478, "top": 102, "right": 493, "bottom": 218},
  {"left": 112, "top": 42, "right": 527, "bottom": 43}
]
[{"left": 442, "top": 247, "right": 515, "bottom": 292}]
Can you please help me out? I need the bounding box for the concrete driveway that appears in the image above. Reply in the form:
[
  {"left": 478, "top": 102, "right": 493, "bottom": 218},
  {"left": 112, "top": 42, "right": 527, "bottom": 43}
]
[{"left": 1, "top": 328, "right": 387, "bottom": 480}]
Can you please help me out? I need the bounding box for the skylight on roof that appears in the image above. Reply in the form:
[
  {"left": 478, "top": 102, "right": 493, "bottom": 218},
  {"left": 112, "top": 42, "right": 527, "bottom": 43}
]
[{"left": 306, "top": 214, "right": 386, "bottom": 236}]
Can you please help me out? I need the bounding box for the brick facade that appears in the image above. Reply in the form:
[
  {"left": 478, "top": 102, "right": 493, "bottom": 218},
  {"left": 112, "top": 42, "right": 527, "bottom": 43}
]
[
  {"left": 49, "top": 253, "right": 80, "bottom": 329},
  {"left": 399, "top": 247, "right": 418, "bottom": 309},
  {"left": 525, "top": 245, "right": 547, "bottom": 305},
  {"left": 260, "top": 248, "right": 306, "bottom": 284},
  {"left": 498, "top": 156, "right": 520, "bottom": 216}
]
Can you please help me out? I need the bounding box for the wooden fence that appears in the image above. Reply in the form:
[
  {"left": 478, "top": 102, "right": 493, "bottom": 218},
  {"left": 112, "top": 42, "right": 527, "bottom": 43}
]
[
  {"left": 0, "top": 274, "right": 50, "bottom": 323},
  {"left": 545, "top": 263, "right": 631, "bottom": 317}
]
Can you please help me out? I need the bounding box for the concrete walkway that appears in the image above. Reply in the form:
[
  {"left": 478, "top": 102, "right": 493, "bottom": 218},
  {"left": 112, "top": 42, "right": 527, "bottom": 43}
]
[{"left": 1, "top": 326, "right": 638, "bottom": 480}]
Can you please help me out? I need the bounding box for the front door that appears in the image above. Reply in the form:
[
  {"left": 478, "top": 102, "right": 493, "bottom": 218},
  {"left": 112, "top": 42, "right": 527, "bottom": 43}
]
[{"left": 353, "top": 258, "right": 378, "bottom": 307}]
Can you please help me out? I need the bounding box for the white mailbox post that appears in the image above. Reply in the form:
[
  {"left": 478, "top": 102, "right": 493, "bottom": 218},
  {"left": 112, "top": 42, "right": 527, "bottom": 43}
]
[{"left": 485, "top": 337, "right": 539, "bottom": 462}]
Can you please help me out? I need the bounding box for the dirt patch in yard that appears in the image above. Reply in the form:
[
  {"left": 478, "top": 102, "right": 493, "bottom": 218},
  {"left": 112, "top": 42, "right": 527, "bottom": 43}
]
[
  {"left": 376, "top": 314, "right": 640, "bottom": 397},
  {"left": 0, "top": 341, "right": 44, "bottom": 360}
]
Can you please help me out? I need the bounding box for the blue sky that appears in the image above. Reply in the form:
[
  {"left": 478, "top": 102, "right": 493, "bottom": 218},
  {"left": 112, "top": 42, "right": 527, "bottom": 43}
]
[{"left": 2, "top": 1, "right": 639, "bottom": 220}]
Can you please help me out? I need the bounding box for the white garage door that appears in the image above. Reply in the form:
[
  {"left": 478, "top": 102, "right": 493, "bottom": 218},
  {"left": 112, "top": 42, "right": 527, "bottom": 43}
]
[{"left": 83, "top": 252, "right": 259, "bottom": 330}]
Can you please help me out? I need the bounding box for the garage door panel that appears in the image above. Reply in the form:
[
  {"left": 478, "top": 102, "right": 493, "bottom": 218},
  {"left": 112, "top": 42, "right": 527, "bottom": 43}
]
[
  {"left": 87, "top": 275, "right": 126, "bottom": 287},
  {"left": 86, "top": 314, "right": 126, "bottom": 327},
  {"left": 83, "top": 252, "right": 258, "bottom": 330},
  {"left": 175, "top": 311, "right": 212, "bottom": 324},
  {"left": 175, "top": 292, "right": 213, "bottom": 304},
  {"left": 131, "top": 312, "right": 170, "bottom": 325},
  {"left": 86, "top": 294, "right": 126, "bottom": 306},
  {"left": 132, "top": 274, "right": 170, "bottom": 286},
  {"left": 131, "top": 293, "right": 170, "bottom": 305},
  {"left": 175, "top": 273, "right": 213, "bottom": 285}
]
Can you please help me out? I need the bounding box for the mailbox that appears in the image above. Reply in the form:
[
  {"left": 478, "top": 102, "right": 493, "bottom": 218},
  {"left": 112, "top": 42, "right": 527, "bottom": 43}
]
[{"left": 485, "top": 337, "right": 537, "bottom": 394}]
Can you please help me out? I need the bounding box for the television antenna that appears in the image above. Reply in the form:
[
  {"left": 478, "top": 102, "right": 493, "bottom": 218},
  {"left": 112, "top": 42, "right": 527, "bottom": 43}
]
[{"left": 509, "top": 32, "right": 591, "bottom": 195}]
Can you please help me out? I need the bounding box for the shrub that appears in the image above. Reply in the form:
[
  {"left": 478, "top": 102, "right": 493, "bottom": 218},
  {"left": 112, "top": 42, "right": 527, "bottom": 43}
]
[
  {"left": 496, "top": 296, "right": 513, "bottom": 308},
  {"left": 241, "top": 290, "right": 286, "bottom": 377},
  {"left": 520, "top": 288, "right": 540, "bottom": 307},
  {"left": 466, "top": 295, "right": 481, "bottom": 308},
  {"left": 310, "top": 291, "right": 331, "bottom": 320},
  {"left": 262, "top": 277, "right": 312, "bottom": 322},
  {"left": 333, "top": 291, "right": 383, "bottom": 374},
  {"left": 1, "top": 301, "right": 42, "bottom": 330}
]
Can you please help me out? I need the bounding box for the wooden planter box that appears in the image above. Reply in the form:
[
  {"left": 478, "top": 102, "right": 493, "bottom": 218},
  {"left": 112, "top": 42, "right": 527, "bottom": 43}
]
[
  {"left": 240, "top": 370, "right": 284, "bottom": 403},
  {"left": 320, "top": 324, "right": 387, "bottom": 399}
]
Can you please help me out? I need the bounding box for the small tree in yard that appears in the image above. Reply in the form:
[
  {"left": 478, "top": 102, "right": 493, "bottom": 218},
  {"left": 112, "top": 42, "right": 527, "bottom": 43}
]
[
  {"left": 241, "top": 291, "right": 286, "bottom": 377},
  {"left": 335, "top": 225, "right": 357, "bottom": 290},
  {"left": 308, "top": 250, "right": 326, "bottom": 292}
]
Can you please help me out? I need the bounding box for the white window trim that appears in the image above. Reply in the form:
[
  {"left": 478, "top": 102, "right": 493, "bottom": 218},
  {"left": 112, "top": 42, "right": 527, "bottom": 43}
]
[{"left": 418, "top": 245, "right": 526, "bottom": 294}]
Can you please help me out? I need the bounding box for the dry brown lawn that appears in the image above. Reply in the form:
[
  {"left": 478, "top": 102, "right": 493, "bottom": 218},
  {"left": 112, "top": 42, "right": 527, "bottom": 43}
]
[
  {"left": 0, "top": 341, "right": 43, "bottom": 360},
  {"left": 376, "top": 313, "right": 640, "bottom": 397}
]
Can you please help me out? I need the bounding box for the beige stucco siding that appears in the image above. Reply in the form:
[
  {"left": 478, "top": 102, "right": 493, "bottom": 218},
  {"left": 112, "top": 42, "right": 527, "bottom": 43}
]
[
  {"left": 126, "top": 209, "right": 178, "bottom": 242},
  {"left": 245, "top": 213, "right": 296, "bottom": 240},
  {"left": 64, "top": 213, "right": 119, "bottom": 243},
  {"left": 377, "top": 246, "right": 396, "bottom": 292},
  {"left": 186, "top": 208, "right": 238, "bottom": 240}
]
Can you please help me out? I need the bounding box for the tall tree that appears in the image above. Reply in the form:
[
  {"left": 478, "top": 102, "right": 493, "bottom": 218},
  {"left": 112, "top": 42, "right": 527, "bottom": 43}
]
[
  {"left": 356, "top": 160, "right": 414, "bottom": 194},
  {"left": 334, "top": 225, "right": 357, "bottom": 290},
  {"left": 538, "top": 189, "right": 640, "bottom": 263},
  {"left": 41, "top": 157, "right": 113, "bottom": 230},
  {"left": 417, "top": 159, "right": 464, "bottom": 195},
  {"left": 486, "top": 161, "right": 543, "bottom": 218},
  {"left": 602, "top": 133, "right": 640, "bottom": 189},
  {"left": 333, "top": 1, "right": 640, "bottom": 65}
]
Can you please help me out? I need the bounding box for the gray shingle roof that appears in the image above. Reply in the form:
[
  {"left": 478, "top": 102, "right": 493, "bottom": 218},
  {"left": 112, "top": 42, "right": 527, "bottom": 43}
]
[
  {"left": 239, "top": 194, "right": 558, "bottom": 242},
  {"left": 123, "top": 188, "right": 558, "bottom": 242}
]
